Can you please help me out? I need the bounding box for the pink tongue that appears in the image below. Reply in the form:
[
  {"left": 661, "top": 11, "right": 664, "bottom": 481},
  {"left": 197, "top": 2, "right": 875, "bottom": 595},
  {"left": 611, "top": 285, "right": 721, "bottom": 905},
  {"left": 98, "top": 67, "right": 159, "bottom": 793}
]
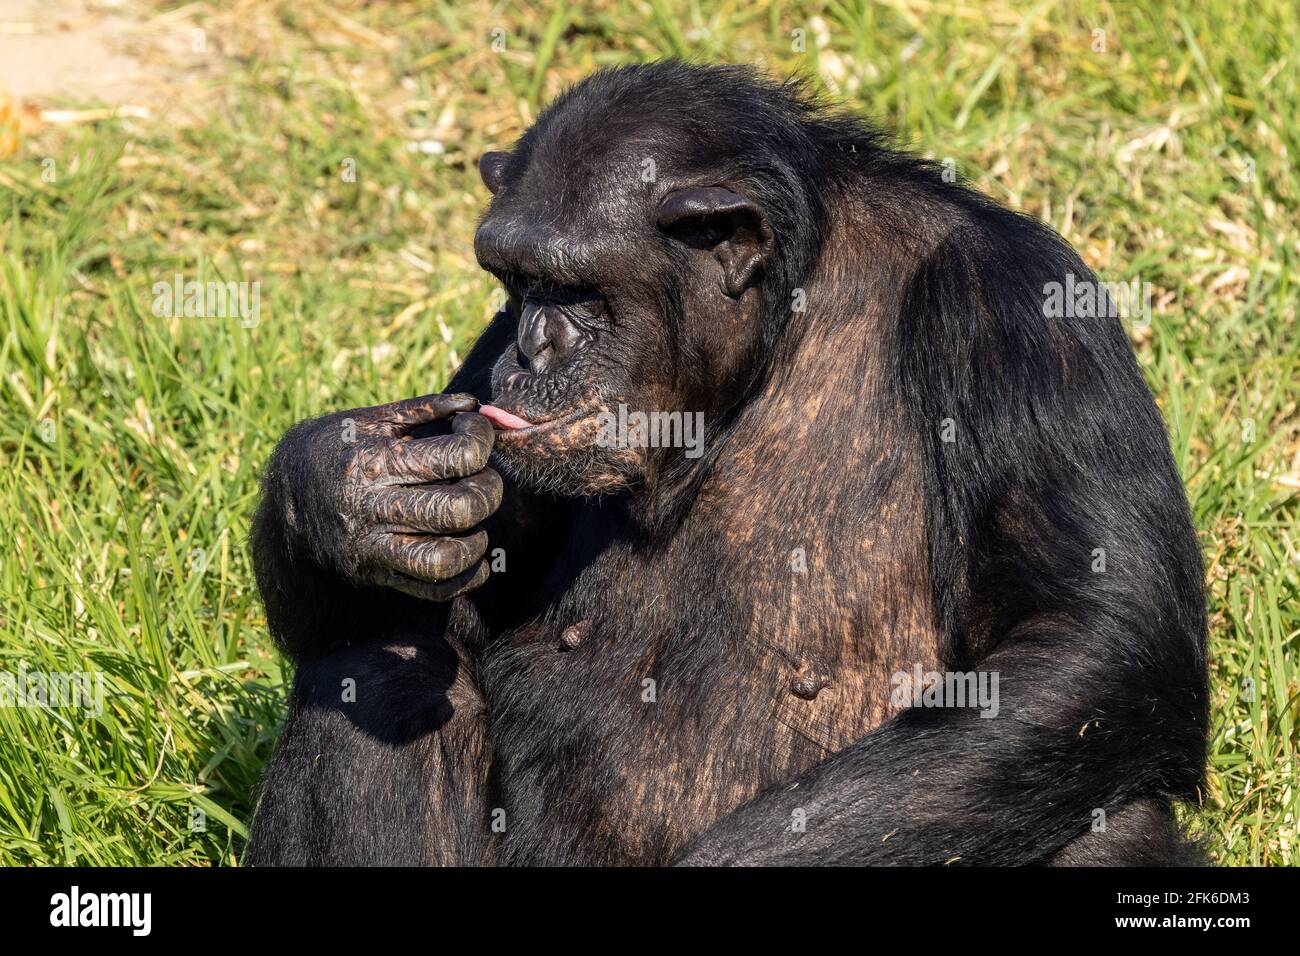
[{"left": 479, "top": 404, "right": 533, "bottom": 430}]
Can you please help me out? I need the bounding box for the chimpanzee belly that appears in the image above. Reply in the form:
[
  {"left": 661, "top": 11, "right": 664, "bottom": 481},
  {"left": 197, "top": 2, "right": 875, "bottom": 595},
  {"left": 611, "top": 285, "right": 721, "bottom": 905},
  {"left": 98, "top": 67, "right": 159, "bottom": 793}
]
[{"left": 480, "top": 611, "right": 927, "bottom": 865}]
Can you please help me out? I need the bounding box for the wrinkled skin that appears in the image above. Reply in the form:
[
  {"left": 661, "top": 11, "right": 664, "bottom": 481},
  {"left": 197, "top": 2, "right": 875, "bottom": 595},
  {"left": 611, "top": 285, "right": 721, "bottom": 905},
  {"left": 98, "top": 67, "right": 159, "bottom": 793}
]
[
  {"left": 247, "top": 63, "right": 1207, "bottom": 868},
  {"left": 267, "top": 394, "right": 501, "bottom": 601}
]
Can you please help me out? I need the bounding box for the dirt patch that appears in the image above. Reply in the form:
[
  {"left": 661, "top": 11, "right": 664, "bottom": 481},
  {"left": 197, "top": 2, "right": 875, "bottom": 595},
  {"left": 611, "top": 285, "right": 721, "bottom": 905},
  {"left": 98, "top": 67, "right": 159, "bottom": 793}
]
[{"left": 0, "top": 0, "right": 216, "bottom": 106}]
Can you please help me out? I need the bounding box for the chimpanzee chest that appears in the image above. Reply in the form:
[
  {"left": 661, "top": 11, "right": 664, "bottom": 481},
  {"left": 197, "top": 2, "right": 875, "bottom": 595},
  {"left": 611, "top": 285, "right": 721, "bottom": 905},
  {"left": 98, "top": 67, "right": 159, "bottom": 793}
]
[{"left": 482, "top": 612, "right": 906, "bottom": 865}]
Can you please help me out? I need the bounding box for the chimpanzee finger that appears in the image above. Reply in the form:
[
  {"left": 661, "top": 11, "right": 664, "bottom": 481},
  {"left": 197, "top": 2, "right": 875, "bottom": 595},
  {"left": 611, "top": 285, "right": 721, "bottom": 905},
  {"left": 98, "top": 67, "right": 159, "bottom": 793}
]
[
  {"left": 371, "top": 528, "right": 489, "bottom": 584},
  {"left": 378, "top": 559, "right": 491, "bottom": 602},
  {"left": 382, "top": 413, "right": 496, "bottom": 482},
  {"left": 381, "top": 393, "right": 480, "bottom": 432},
  {"left": 368, "top": 468, "right": 503, "bottom": 533}
]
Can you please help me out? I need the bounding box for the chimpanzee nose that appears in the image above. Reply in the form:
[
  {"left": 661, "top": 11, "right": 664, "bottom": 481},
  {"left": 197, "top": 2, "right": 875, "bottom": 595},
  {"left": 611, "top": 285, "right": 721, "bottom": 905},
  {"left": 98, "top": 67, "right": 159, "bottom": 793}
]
[{"left": 517, "top": 301, "right": 580, "bottom": 374}]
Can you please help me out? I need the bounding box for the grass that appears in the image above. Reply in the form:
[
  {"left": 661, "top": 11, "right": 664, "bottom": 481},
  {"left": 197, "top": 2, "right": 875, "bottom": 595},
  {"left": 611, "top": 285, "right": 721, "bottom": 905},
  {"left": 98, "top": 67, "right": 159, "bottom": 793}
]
[{"left": 0, "top": 0, "right": 1296, "bottom": 866}]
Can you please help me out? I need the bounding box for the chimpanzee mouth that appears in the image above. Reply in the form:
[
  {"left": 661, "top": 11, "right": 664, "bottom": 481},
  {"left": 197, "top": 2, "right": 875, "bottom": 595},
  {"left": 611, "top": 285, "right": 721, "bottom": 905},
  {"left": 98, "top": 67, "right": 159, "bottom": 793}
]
[
  {"left": 479, "top": 402, "right": 597, "bottom": 438},
  {"left": 484, "top": 352, "right": 604, "bottom": 441}
]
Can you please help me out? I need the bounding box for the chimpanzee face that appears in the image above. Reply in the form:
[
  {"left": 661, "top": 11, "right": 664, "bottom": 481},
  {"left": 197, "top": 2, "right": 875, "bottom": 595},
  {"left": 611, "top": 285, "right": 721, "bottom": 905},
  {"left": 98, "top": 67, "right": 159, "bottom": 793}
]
[{"left": 472, "top": 118, "right": 774, "bottom": 497}]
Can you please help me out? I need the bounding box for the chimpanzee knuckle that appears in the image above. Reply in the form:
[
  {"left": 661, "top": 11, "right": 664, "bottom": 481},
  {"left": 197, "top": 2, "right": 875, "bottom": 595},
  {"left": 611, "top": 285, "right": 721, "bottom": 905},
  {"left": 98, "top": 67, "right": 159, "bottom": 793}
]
[
  {"left": 382, "top": 395, "right": 433, "bottom": 426},
  {"left": 444, "top": 479, "right": 495, "bottom": 530},
  {"left": 445, "top": 436, "right": 485, "bottom": 478},
  {"left": 444, "top": 487, "right": 484, "bottom": 531},
  {"left": 393, "top": 422, "right": 492, "bottom": 482},
  {"left": 455, "top": 440, "right": 479, "bottom": 477},
  {"left": 390, "top": 437, "right": 459, "bottom": 483},
  {"left": 406, "top": 541, "right": 448, "bottom": 582},
  {"left": 351, "top": 515, "right": 488, "bottom": 598},
  {"left": 427, "top": 534, "right": 486, "bottom": 581},
  {"left": 403, "top": 486, "right": 453, "bottom": 532},
  {"left": 409, "top": 482, "right": 491, "bottom": 533},
  {"left": 390, "top": 440, "right": 444, "bottom": 485},
  {"left": 368, "top": 485, "right": 443, "bottom": 533},
  {"left": 460, "top": 528, "right": 491, "bottom": 564},
  {"left": 451, "top": 414, "right": 495, "bottom": 470},
  {"left": 443, "top": 434, "right": 487, "bottom": 478},
  {"left": 379, "top": 441, "right": 422, "bottom": 482},
  {"left": 467, "top": 467, "right": 504, "bottom": 513},
  {"left": 383, "top": 531, "right": 486, "bottom": 584},
  {"left": 361, "top": 488, "right": 399, "bottom": 529}
]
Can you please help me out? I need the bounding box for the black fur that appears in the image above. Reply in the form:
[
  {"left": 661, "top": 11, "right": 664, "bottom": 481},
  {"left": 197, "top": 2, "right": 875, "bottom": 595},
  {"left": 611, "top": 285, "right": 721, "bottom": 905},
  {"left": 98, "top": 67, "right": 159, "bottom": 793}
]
[{"left": 246, "top": 62, "right": 1207, "bottom": 866}]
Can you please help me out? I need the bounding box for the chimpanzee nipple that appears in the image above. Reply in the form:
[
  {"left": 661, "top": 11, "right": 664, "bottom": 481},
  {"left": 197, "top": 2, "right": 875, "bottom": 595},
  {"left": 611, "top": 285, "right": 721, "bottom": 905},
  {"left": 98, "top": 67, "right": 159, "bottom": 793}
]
[
  {"left": 789, "top": 658, "right": 832, "bottom": 700},
  {"left": 559, "top": 620, "right": 592, "bottom": 650}
]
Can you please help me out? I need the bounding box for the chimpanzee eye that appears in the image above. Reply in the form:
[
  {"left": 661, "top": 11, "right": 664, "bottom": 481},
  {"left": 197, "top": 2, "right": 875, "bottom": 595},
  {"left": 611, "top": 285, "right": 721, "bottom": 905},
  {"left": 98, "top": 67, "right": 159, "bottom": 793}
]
[
  {"left": 559, "top": 292, "right": 605, "bottom": 318},
  {"left": 494, "top": 270, "right": 607, "bottom": 329},
  {"left": 555, "top": 293, "right": 606, "bottom": 334},
  {"left": 515, "top": 280, "right": 605, "bottom": 323}
]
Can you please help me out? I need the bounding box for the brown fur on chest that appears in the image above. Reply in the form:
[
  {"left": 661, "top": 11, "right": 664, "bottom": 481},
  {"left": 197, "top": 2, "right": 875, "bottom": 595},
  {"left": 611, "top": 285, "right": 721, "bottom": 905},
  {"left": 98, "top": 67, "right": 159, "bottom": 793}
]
[
  {"left": 489, "top": 251, "right": 943, "bottom": 861},
  {"left": 490, "top": 478, "right": 940, "bottom": 863}
]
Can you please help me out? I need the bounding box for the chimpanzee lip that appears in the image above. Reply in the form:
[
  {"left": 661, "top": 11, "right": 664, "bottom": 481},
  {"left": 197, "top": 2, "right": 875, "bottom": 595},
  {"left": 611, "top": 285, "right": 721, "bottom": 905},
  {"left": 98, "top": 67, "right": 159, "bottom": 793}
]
[
  {"left": 486, "top": 364, "right": 602, "bottom": 437},
  {"left": 487, "top": 402, "right": 597, "bottom": 438}
]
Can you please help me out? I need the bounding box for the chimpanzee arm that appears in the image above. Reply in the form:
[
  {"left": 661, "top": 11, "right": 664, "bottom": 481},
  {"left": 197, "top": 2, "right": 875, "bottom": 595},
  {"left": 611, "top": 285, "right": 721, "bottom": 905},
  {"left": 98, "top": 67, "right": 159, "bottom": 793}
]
[
  {"left": 678, "top": 632, "right": 1203, "bottom": 866},
  {"left": 244, "top": 617, "right": 494, "bottom": 865},
  {"left": 247, "top": 315, "right": 523, "bottom": 865},
  {"left": 677, "top": 217, "right": 1208, "bottom": 866}
]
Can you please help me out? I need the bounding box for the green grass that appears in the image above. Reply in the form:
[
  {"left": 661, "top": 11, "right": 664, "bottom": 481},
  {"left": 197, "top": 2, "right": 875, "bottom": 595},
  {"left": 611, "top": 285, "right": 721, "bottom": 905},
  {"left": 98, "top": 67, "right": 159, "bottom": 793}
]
[{"left": 0, "top": 0, "right": 1296, "bottom": 865}]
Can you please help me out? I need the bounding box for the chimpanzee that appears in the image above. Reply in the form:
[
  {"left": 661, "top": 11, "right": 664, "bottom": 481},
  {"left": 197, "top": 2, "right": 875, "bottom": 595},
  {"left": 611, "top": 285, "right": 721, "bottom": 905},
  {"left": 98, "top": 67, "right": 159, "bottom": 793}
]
[{"left": 246, "top": 62, "right": 1207, "bottom": 865}]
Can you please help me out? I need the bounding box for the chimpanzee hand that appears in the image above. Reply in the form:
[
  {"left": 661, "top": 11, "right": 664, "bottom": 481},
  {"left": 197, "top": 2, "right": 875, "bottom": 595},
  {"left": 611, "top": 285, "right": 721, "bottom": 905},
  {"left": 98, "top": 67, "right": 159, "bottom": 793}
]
[{"left": 266, "top": 393, "right": 502, "bottom": 602}]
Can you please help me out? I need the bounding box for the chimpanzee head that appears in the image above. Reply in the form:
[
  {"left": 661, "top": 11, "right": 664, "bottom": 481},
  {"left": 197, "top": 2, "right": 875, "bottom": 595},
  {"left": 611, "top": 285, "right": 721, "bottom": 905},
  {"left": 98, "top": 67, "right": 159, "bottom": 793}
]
[{"left": 472, "top": 63, "right": 838, "bottom": 496}]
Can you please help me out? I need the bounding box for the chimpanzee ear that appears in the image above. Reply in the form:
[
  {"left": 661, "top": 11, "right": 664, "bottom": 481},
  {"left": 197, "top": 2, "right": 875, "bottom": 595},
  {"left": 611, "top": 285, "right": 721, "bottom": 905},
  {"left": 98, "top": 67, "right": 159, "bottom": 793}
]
[
  {"left": 479, "top": 151, "right": 510, "bottom": 195},
  {"left": 656, "top": 187, "right": 774, "bottom": 298}
]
